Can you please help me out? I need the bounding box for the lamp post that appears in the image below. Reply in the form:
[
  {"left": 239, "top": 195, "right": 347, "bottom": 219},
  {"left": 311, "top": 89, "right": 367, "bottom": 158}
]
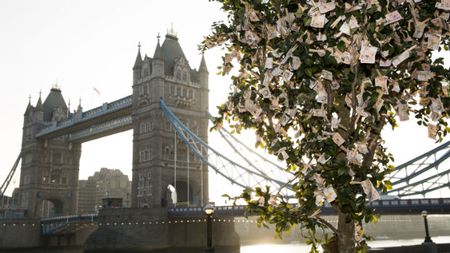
[
  {"left": 204, "top": 203, "right": 215, "bottom": 253},
  {"left": 421, "top": 210, "right": 433, "bottom": 243}
]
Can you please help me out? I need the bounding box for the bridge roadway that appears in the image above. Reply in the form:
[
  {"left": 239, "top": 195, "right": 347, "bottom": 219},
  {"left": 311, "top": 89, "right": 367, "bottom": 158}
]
[
  {"left": 35, "top": 95, "right": 132, "bottom": 142},
  {"left": 39, "top": 197, "right": 450, "bottom": 235}
]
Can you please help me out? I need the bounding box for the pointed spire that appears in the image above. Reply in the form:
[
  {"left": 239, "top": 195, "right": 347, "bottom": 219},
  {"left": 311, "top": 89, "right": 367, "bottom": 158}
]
[
  {"left": 67, "top": 99, "right": 71, "bottom": 117},
  {"left": 153, "top": 34, "right": 163, "bottom": 60},
  {"left": 36, "top": 90, "right": 43, "bottom": 111},
  {"left": 199, "top": 54, "right": 208, "bottom": 73},
  {"left": 24, "top": 95, "right": 33, "bottom": 115},
  {"left": 77, "top": 97, "right": 82, "bottom": 112},
  {"left": 133, "top": 42, "right": 143, "bottom": 70},
  {"left": 167, "top": 23, "right": 177, "bottom": 38}
]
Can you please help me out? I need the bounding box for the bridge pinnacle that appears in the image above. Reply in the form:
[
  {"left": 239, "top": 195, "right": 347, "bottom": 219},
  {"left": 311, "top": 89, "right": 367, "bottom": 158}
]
[
  {"left": 77, "top": 98, "right": 82, "bottom": 112},
  {"left": 133, "top": 42, "right": 143, "bottom": 70},
  {"left": 199, "top": 54, "right": 208, "bottom": 73},
  {"left": 36, "top": 90, "right": 43, "bottom": 110},
  {"left": 167, "top": 23, "right": 177, "bottom": 38}
]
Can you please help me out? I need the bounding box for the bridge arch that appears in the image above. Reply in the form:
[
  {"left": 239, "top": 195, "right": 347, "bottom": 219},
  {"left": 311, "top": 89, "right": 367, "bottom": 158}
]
[
  {"left": 11, "top": 34, "right": 209, "bottom": 217},
  {"left": 39, "top": 198, "right": 64, "bottom": 217}
]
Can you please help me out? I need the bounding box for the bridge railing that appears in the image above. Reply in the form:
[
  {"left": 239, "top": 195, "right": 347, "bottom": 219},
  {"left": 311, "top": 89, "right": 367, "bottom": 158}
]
[
  {"left": 36, "top": 198, "right": 450, "bottom": 235},
  {"left": 168, "top": 206, "right": 246, "bottom": 217},
  {"left": 40, "top": 214, "right": 97, "bottom": 235},
  {"left": 67, "top": 115, "right": 132, "bottom": 141},
  {"left": 36, "top": 95, "right": 132, "bottom": 137},
  {"left": 168, "top": 198, "right": 450, "bottom": 217}
]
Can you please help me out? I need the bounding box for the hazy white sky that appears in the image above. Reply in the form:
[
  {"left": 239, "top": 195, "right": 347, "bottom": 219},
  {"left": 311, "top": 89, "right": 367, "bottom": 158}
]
[{"left": 0, "top": 0, "right": 447, "bottom": 199}]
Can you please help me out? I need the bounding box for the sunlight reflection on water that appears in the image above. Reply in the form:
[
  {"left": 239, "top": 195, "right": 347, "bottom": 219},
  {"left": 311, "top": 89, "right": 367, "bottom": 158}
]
[{"left": 240, "top": 236, "right": 450, "bottom": 253}]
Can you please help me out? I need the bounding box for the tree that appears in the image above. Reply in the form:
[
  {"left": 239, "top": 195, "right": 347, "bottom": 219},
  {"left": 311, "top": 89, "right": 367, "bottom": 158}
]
[{"left": 203, "top": 0, "right": 450, "bottom": 252}]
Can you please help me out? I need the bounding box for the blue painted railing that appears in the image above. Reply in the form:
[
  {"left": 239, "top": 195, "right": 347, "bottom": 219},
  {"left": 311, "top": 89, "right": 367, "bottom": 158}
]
[{"left": 36, "top": 95, "right": 132, "bottom": 138}]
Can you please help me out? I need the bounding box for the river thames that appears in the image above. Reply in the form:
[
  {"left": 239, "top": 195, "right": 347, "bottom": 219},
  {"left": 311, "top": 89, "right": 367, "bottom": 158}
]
[{"left": 241, "top": 236, "right": 450, "bottom": 253}]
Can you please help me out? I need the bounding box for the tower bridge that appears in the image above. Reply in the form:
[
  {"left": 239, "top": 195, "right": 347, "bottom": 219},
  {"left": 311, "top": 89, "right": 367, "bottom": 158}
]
[
  {"left": 0, "top": 31, "right": 450, "bottom": 252},
  {"left": 11, "top": 32, "right": 209, "bottom": 218}
]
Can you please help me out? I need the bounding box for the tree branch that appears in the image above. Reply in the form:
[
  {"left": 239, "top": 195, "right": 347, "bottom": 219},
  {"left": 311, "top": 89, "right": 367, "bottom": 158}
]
[{"left": 316, "top": 216, "right": 338, "bottom": 234}]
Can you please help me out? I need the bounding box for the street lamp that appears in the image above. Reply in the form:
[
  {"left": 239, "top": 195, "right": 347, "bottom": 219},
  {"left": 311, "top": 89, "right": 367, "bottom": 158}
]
[
  {"left": 204, "top": 203, "right": 215, "bottom": 253},
  {"left": 421, "top": 210, "right": 433, "bottom": 243}
]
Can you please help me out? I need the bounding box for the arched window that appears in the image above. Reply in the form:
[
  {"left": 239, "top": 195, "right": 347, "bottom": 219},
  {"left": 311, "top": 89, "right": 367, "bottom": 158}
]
[{"left": 50, "top": 168, "right": 62, "bottom": 184}]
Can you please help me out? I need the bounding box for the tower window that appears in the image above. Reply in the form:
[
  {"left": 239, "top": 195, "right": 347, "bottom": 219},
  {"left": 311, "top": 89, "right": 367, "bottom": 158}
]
[
  {"left": 139, "top": 146, "right": 151, "bottom": 162},
  {"left": 24, "top": 175, "right": 31, "bottom": 185}
]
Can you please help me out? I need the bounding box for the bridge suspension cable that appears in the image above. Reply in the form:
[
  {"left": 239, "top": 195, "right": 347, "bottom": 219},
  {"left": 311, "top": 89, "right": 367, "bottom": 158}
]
[
  {"left": 160, "top": 100, "right": 293, "bottom": 195},
  {"left": 387, "top": 140, "right": 450, "bottom": 197},
  {"left": 0, "top": 153, "right": 21, "bottom": 200},
  {"left": 215, "top": 124, "right": 293, "bottom": 186},
  {"left": 215, "top": 121, "right": 286, "bottom": 171}
]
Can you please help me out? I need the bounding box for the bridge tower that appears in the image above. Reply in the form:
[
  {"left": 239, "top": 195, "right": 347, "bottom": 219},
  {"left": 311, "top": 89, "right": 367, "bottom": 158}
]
[
  {"left": 19, "top": 87, "right": 81, "bottom": 217},
  {"left": 131, "top": 31, "right": 209, "bottom": 208}
]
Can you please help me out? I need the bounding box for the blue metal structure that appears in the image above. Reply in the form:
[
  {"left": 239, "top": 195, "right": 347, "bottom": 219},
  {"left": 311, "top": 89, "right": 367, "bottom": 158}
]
[
  {"left": 160, "top": 99, "right": 293, "bottom": 193},
  {"left": 35, "top": 95, "right": 132, "bottom": 142},
  {"left": 388, "top": 140, "right": 450, "bottom": 197},
  {"left": 0, "top": 153, "right": 21, "bottom": 200},
  {"left": 168, "top": 198, "right": 450, "bottom": 217},
  {"left": 37, "top": 197, "right": 450, "bottom": 235},
  {"left": 2, "top": 96, "right": 450, "bottom": 213},
  {"left": 40, "top": 214, "right": 97, "bottom": 235}
]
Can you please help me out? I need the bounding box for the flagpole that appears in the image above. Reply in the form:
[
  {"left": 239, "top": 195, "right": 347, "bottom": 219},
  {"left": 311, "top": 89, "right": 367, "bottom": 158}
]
[
  {"left": 187, "top": 141, "right": 190, "bottom": 208},
  {"left": 174, "top": 130, "right": 177, "bottom": 208}
]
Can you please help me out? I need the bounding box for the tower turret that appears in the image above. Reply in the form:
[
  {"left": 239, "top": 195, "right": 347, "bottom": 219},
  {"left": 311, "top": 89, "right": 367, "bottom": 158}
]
[
  {"left": 133, "top": 42, "right": 143, "bottom": 85},
  {"left": 198, "top": 54, "right": 209, "bottom": 112},
  {"left": 131, "top": 32, "right": 209, "bottom": 208},
  {"left": 42, "top": 86, "right": 68, "bottom": 122},
  {"left": 199, "top": 54, "right": 209, "bottom": 86},
  {"left": 24, "top": 97, "right": 33, "bottom": 116},
  {"left": 19, "top": 86, "right": 81, "bottom": 218},
  {"left": 152, "top": 35, "right": 164, "bottom": 78},
  {"left": 23, "top": 96, "right": 34, "bottom": 125},
  {"left": 35, "top": 92, "right": 44, "bottom": 122}
]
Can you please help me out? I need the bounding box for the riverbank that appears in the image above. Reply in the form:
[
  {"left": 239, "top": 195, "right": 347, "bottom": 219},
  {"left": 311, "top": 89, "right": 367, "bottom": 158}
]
[
  {"left": 241, "top": 237, "right": 450, "bottom": 253},
  {"left": 369, "top": 243, "right": 450, "bottom": 253}
]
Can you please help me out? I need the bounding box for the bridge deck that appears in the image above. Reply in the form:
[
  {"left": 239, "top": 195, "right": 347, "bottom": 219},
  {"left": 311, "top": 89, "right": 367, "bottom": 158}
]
[
  {"left": 36, "top": 198, "right": 450, "bottom": 235},
  {"left": 35, "top": 95, "right": 132, "bottom": 141}
]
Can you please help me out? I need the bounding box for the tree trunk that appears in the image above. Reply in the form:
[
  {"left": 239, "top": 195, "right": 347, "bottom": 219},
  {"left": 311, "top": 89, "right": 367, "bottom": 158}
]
[{"left": 337, "top": 209, "right": 355, "bottom": 253}]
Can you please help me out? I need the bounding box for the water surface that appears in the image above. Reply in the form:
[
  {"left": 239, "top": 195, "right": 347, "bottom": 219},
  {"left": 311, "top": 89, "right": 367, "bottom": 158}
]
[{"left": 240, "top": 236, "right": 450, "bottom": 253}]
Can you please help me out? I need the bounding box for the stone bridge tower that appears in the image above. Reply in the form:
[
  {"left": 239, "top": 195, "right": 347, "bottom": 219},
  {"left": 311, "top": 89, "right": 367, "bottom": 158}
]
[
  {"left": 20, "top": 87, "right": 81, "bottom": 217},
  {"left": 131, "top": 31, "right": 209, "bottom": 208}
]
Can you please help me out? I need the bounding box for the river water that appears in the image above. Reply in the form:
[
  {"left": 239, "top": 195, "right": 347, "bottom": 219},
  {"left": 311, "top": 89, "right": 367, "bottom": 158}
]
[{"left": 240, "top": 236, "right": 450, "bottom": 253}]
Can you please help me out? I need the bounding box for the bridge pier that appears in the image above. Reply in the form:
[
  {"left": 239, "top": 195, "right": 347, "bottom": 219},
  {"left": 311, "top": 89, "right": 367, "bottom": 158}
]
[{"left": 85, "top": 207, "right": 240, "bottom": 253}]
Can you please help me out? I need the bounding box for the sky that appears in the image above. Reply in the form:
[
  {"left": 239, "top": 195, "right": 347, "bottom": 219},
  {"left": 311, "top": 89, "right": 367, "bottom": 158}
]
[{"left": 0, "top": 0, "right": 448, "bottom": 200}]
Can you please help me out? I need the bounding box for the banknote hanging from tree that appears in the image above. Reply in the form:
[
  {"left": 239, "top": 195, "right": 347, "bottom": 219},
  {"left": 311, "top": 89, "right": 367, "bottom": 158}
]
[{"left": 203, "top": 1, "right": 450, "bottom": 252}]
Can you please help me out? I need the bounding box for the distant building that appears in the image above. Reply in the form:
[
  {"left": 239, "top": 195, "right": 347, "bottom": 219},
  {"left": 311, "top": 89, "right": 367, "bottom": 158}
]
[
  {"left": 0, "top": 189, "right": 26, "bottom": 218},
  {"left": 77, "top": 168, "right": 131, "bottom": 214}
]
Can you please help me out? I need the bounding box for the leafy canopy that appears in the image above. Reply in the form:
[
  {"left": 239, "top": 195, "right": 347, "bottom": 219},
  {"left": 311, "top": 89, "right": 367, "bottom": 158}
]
[{"left": 203, "top": 0, "right": 450, "bottom": 251}]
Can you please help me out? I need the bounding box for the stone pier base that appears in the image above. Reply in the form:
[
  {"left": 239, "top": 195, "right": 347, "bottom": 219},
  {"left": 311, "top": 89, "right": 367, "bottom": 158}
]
[{"left": 85, "top": 208, "right": 240, "bottom": 253}]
